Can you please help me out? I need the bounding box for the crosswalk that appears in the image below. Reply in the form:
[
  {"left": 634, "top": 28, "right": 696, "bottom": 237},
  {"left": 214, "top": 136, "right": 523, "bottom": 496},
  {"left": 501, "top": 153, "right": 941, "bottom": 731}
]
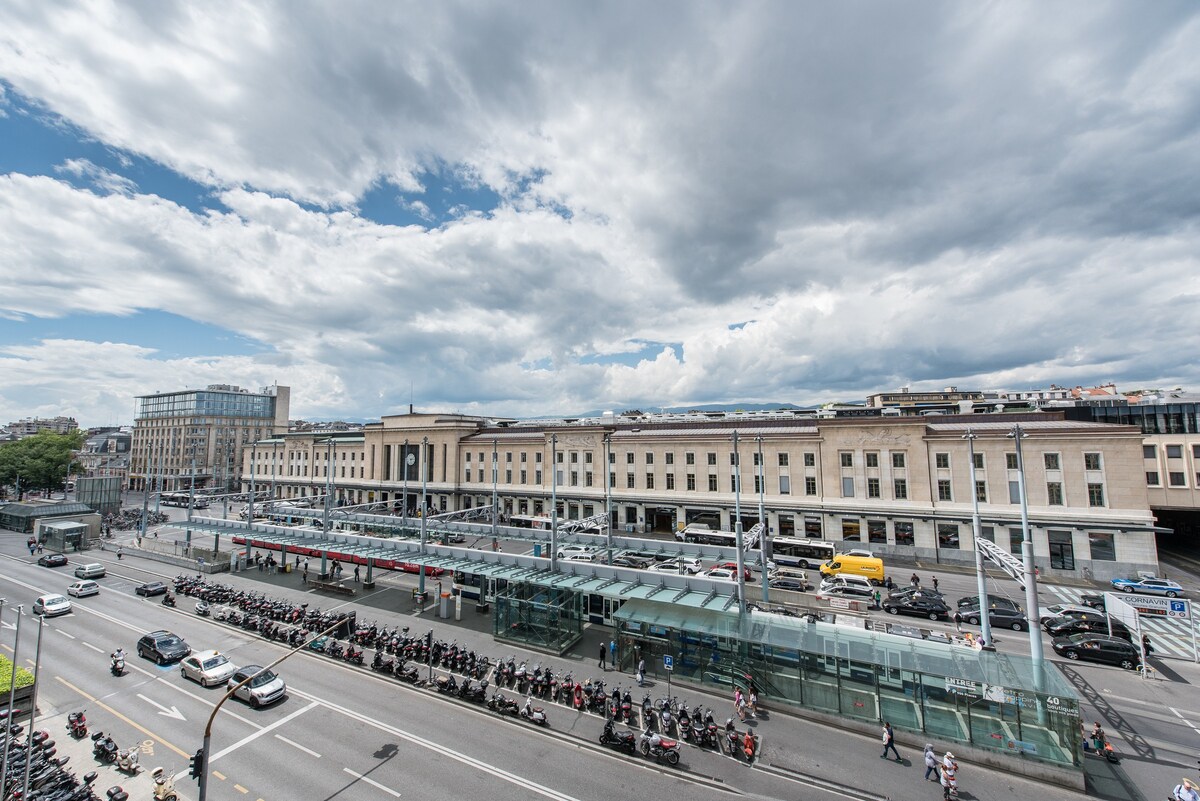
[{"left": 1041, "top": 584, "right": 1199, "bottom": 660}]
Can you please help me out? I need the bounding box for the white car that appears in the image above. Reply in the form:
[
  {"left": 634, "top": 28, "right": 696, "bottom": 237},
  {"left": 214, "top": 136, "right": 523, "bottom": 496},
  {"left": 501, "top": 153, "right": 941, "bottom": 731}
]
[
  {"left": 555, "top": 545, "right": 596, "bottom": 559},
  {"left": 181, "top": 650, "right": 238, "bottom": 688},
  {"left": 818, "top": 575, "right": 874, "bottom": 597},
  {"left": 560, "top": 552, "right": 596, "bottom": 562},
  {"left": 842, "top": 549, "right": 874, "bottom": 559},
  {"left": 645, "top": 558, "right": 702, "bottom": 574},
  {"left": 32, "top": 594, "right": 72, "bottom": 617},
  {"left": 67, "top": 580, "right": 100, "bottom": 598},
  {"left": 705, "top": 568, "right": 736, "bottom": 581}
]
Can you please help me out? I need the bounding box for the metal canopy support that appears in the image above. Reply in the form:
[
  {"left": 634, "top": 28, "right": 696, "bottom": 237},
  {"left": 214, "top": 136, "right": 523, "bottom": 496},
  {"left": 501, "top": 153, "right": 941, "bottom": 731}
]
[
  {"left": 430, "top": 505, "right": 496, "bottom": 523},
  {"left": 558, "top": 513, "right": 609, "bottom": 534},
  {"left": 671, "top": 586, "right": 692, "bottom": 603},
  {"left": 645, "top": 583, "right": 669, "bottom": 600},
  {"left": 700, "top": 588, "right": 718, "bottom": 608},
  {"left": 619, "top": 579, "right": 644, "bottom": 596},
  {"left": 976, "top": 537, "right": 1026, "bottom": 591}
]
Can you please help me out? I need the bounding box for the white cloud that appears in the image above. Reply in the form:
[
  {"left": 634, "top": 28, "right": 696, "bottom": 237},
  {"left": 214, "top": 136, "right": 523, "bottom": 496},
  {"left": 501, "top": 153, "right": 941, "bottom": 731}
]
[{"left": 54, "top": 158, "right": 137, "bottom": 195}]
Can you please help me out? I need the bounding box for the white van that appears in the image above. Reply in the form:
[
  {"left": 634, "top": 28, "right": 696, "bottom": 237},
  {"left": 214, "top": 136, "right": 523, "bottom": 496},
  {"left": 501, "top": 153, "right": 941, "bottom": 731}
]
[
  {"left": 68, "top": 580, "right": 100, "bottom": 598},
  {"left": 74, "top": 563, "right": 106, "bottom": 579}
]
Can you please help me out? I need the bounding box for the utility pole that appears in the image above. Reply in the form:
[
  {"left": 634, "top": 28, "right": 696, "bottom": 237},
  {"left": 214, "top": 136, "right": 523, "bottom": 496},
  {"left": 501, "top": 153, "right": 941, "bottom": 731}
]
[
  {"left": 604, "top": 433, "right": 613, "bottom": 565},
  {"left": 964, "top": 429, "right": 994, "bottom": 647},
  {"left": 491, "top": 439, "right": 499, "bottom": 543},
  {"left": 550, "top": 434, "right": 559, "bottom": 573},
  {"left": 756, "top": 434, "right": 769, "bottom": 604},
  {"left": 731, "top": 431, "right": 746, "bottom": 617},
  {"left": 1008, "top": 424, "right": 1044, "bottom": 666},
  {"left": 418, "top": 436, "right": 428, "bottom": 597}
]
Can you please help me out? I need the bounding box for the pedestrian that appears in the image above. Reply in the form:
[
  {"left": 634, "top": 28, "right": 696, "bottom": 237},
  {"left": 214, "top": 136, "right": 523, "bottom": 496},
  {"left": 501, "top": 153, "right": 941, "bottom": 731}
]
[
  {"left": 734, "top": 688, "right": 746, "bottom": 721},
  {"left": 609, "top": 638, "right": 617, "bottom": 669},
  {"left": 491, "top": 537, "right": 500, "bottom": 552},
  {"left": 37, "top": 542, "right": 44, "bottom": 553},
  {"left": 1090, "top": 722, "right": 1105, "bottom": 751},
  {"left": 931, "top": 575, "right": 939, "bottom": 592},
  {"left": 884, "top": 575, "right": 894, "bottom": 590},
  {"left": 257, "top": 553, "right": 264, "bottom": 572},
  {"left": 27, "top": 542, "right": 34, "bottom": 556},
  {"left": 303, "top": 557, "right": 310, "bottom": 574},
  {"left": 880, "top": 721, "right": 901, "bottom": 761},
  {"left": 599, "top": 642, "right": 607, "bottom": 669},
  {"left": 911, "top": 572, "right": 920, "bottom": 587},
  {"left": 923, "top": 743, "right": 940, "bottom": 782},
  {"left": 873, "top": 590, "right": 882, "bottom": 609},
  {"left": 1173, "top": 778, "right": 1200, "bottom": 801},
  {"left": 953, "top": 610, "right": 963, "bottom": 633},
  {"left": 636, "top": 657, "right": 645, "bottom": 686},
  {"left": 748, "top": 687, "right": 758, "bottom": 718},
  {"left": 302, "top": 566, "right": 309, "bottom": 584},
  {"left": 354, "top": 564, "right": 361, "bottom": 583},
  {"left": 117, "top": 547, "right": 124, "bottom": 561},
  {"left": 436, "top": 579, "right": 443, "bottom": 597}
]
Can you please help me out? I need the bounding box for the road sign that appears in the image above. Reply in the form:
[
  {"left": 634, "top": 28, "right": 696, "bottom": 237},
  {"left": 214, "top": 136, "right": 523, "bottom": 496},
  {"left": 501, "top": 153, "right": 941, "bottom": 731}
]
[
  {"left": 1108, "top": 592, "right": 1191, "bottom": 619},
  {"left": 663, "top": 654, "right": 674, "bottom": 672}
]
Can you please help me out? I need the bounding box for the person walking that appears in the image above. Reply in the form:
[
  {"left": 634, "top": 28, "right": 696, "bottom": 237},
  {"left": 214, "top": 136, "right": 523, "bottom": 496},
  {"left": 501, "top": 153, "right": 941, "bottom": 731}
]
[
  {"left": 598, "top": 641, "right": 607, "bottom": 670},
  {"left": 117, "top": 546, "right": 124, "bottom": 561},
  {"left": 953, "top": 610, "right": 963, "bottom": 634},
  {"left": 910, "top": 572, "right": 920, "bottom": 587},
  {"left": 923, "top": 743, "right": 940, "bottom": 781},
  {"left": 609, "top": 639, "right": 617, "bottom": 670},
  {"left": 1090, "top": 722, "right": 1105, "bottom": 752},
  {"left": 302, "top": 566, "right": 309, "bottom": 584},
  {"left": 931, "top": 575, "right": 940, "bottom": 592},
  {"left": 734, "top": 688, "right": 746, "bottom": 721},
  {"left": 1173, "top": 778, "right": 1200, "bottom": 801},
  {"left": 636, "top": 657, "right": 645, "bottom": 686},
  {"left": 880, "top": 721, "right": 902, "bottom": 761},
  {"left": 748, "top": 687, "right": 758, "bottom": 718},
  {"left": 354, "top": 564, "right": 361, "bottom": 583}
]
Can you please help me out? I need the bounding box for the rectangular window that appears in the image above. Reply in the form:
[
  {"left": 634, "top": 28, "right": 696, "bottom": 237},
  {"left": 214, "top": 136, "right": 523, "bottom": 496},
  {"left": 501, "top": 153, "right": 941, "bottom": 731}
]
[
  {"left": 867, "top": 477, "right": 880, "bottom": 498},
  {"left": 841, "top": 477, "right": 855, "bottom": 497},
  {"left": 937, "top": 479, "right": 952, "bottom": 501},
  {"left": 1087, "top": 483, "right": 1105, "bottom": 507},
  {"left": 570, "top": 471, "right": 578, "bottom": 485},
  {"left": 505, "top": 469, "right": 513, "bottom": 483},
  {"left": 894, "top": 521, "right": 915, "bottom": 546},
  {"left": 979, "top": 525, "right": 995, "bottom": 542},
  {"left": 1049, "top": 529, "right": 1075, "bottom": 570},
  {"left": 804, "top": 452, "right": 816, "bottom": 467},
  {"left": 645, "top": 473, "right": 654, "bottom": 489},
  {"left": 686, "top": 452, "right": 695, "bottom": 465},
  {"left": 609, "top": 472, "right": 615, "bottom": 488},
  {"left": 687, "top": 474, "right": 696, "bottom": 491},
  {"left": 1008, "top": 527, "right": 1024, "bottom": 554},
  {"left": 892, "top": 452, "right": 906, "bottom": 469},
  {"left": 753, "top": 475, "right": 763, "bottom": 493},
  {"left": 753, "top": 452, "right": 762, "bottom": 466},
  {"left": 865, "top": 452, "right": 879, "bottom": 468},
  {"left": 556, "top": 452, "right": 564, "bottom": 463},
  {"left": 730, "top": 453, "right": 737, "bottom": 466},
  {"left": 1089, "top": 531, "right": 1116, "bottom": 561},
  {"left": 536, "top": 470, "right": 543, "bottom": 484},
  {"left": 608, "top": 452, "right": 615, "bottom": 464},
  {"left": 805, "top": 476, "right": 817, "bottom": 496},
  {"left": 584, "top": 452, "right": 592, "bottom": 464},
  {"left": 975, "top": 480, "right": 987, "bottom": 502},
  {"left": 1006, "top": 453, "right": 1018, "bottom": 470},
  {"left": 972, "top": 453, "right": 984, "bottom": 470},
  {"left": 520, "top": 470, "right": 527, "bottom": 485},
  {"left": 708, "top": 475, "right": 718, "bottom": 492},
  {"left": 937, "top": 523, "right": 960, "bottom": 549},
  {"left": 1142, "top": 445, "right": 1157, "bottom": 459},
  {"left": 465, "top": 452, "right": 472, "bottom": 463},
  {"left": 665, "top": 452, "right": 673, "bottom": 465},
  {"left": 1166, "top": 444, "right": 1183, "bottom": 459},
  {"left": 1008, "top": 480, "right": 1020, "bottom": 503},
  {"left": 585, "top": 472, "right": 593, "bottom": 487},
  {"left": 570, "top": 452, "right": 578, "bottom": 464},
  {"left": 646, "top": 453, "right": 654, "bottom": 465},
  {"left": 521, "top": 452, "right": 528, "bottom": 463},
  {"left": 840, "top": 452, "right": 854, "bottom": 468},
  {"left": 778, "top": 452, "right": 789, "bottom": 466},
  {"left": 536, "top": 452, "right": 543, "bottom": 463},
  {"left": 779, "top": 475, "right": 790, "bottom": 494},
  {"left": 707, "top": 452, "right": 717, "bottom": 466},
  {"left": 935, "top": 453, "right": 949, "bottom": 469},
  {"left": 1047, "top": 482, "right": 1064, "bottom": 505},
  {"left": 1169, "top": 471, "right": 1186, "bottom": 487},
  {"left": 893, "top": 478, "right": 908, "bottom": 499},
  {"left": 1146, "top": 471, "right": 1160, "bottom": 486},
  {"left": 1044, "top": 453, "right": 1060, "bottom": 470},
  {"left": 1084, "top": 452, "right": 1102, "bottom": 471},
  {"left": 841, "top": 518, "right": 861, "bottom": 541},
  {"left": 626, "top": 474, "right": 636, "bottom": 489},
  {"left": 506, "top": 451, "right": 513, "bottom": 463},
  {"left": 465, "top": 467, "right": 471, "bottom": 481},
  {"left": 1194, "top": 444, "right": 1200, "bottom": 458},
  {"left": 665, "top": 473, "right": 674, "bottom": 490},
  {"left": 626, "top": 452, "right": 634, "bottom": 464},
  {"left": 867, "top": 519, "right": 887, "bottom": 543},
  {"left": 805, "top": 517, "right": 822, "bottom": 538}
]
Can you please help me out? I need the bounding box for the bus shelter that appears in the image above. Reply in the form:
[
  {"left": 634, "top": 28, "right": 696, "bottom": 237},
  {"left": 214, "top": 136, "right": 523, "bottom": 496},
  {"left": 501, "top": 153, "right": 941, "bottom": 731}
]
[{"left": 614, "top": 599, "right": 1082, "bottom": 780}]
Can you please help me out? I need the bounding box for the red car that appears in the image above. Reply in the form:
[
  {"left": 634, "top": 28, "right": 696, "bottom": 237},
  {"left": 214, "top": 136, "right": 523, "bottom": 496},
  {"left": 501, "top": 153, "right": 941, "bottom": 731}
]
[{"left": 712, "top": 562, "right": 755, "bottom": 581}]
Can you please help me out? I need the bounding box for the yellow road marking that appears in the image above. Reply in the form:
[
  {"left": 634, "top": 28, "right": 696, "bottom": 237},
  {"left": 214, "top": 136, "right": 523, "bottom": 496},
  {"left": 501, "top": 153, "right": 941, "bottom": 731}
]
[
  {"left": 234, "top": 783, "right": 249, "bottom": 793},
  {"left": 213, "top": 771, "right": 227, "bottom": 780},
  {"left": 54, "top": 676, "right": 189, "bottom": 758}
]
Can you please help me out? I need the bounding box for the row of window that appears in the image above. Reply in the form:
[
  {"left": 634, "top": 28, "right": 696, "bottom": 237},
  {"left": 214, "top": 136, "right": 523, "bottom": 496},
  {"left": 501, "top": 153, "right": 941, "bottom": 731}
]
[
  {"left": 1146, "top": 471, "right": 1200, "bottom": 488},
  {"left": 1144, "top": 444, "right": 1200, "bottom": 459}
]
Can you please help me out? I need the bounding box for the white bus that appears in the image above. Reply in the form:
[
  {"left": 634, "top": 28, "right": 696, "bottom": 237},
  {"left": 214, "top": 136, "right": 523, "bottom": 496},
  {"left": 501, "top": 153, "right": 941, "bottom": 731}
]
[
  {"left": 769, "top": 537, "right": 836, "bottom": 569},
  {"left": 676, "top": 525, "right": 760, "bottom": 550},
  {"left": 509, "top": 514, "right": 553, "bottom": 530},
  {"left": 160, "top": 492, "right": 209, "bottom": 509}
]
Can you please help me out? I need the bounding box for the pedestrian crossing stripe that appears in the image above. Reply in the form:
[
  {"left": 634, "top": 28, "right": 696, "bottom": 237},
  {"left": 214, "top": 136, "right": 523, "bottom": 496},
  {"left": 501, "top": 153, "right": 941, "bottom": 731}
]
[{"left": 1044, "top": 585, "right": 1198, "bottom": 659}]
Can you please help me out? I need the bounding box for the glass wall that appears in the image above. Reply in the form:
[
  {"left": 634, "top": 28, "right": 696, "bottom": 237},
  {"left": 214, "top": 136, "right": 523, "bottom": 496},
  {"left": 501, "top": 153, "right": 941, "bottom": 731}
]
[{"left": 493, "top": 583, "right": 582, "bottom": 654}]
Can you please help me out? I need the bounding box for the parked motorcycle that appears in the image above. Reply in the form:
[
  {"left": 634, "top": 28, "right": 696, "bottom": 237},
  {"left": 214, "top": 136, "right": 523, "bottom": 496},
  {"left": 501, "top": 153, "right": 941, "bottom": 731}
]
[
  {"left": 521, "top": 696, "right": 548, "bottom": 726},
  {"left": 638, "top": 728, "right": 681, "bottom": 766},
  {"left": 115, "top": 745, "right": 140, "bottom": 774},
  {"left": 599, "top": 720, "right": 637, "bottom": 753},
  {"left": 488, "top": 692, "right": 520, "bottom": 715},
  {"left": 67, "top": 710, "right": 88, "bottom": 739},
  {"left": 194, "top": 600, "right": 210, "bottom": 617},
  {"left": 91, "top": 732, "right": 118, "bottom": 764},
  {"left": 151, "top": 766, "right": 179, "bottom": 801},
  {"left": 161, "top": 594, "right": 176, "bottom": 608}
]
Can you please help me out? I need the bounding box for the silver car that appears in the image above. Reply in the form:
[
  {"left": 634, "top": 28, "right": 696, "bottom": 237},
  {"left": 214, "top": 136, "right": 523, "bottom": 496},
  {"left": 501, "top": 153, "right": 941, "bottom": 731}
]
[
  {"left": 228, "top": 665, "right": 287, "bottom": 708},
  {"left": 181, "top": 650, "right": 237, "bottom": 688}
]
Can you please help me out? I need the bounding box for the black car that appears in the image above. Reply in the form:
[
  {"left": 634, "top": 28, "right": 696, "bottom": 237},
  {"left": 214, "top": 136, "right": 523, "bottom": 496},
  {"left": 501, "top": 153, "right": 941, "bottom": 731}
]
[
  {"left": 1079, "top": 594, "right": 1106, "bottom": 611},
  {"left": 137, "top": 630, "right": 191, "bottom": 664},
  {"left": 37, "top": 553, "right": 68, "bottom": 568},
  {"left": 882, "top": 596, "right": 951, "bottom": 621},
  {"left": 1045, "top": 615, "right": 1131, "bottom": 642},
  {"left": 610, "top": 556, "right": 651, "bottom": 569},
  {"left": 1052, "top": 633, "right": 1141, "bottom": 670},
  {"left": 768, "top": 578, "right": 810, "bottom": 592},
  {"left": 136, "top": 581, "right": 168, "bottom": 597},
  {"left": 887, "top": 586, "right": 944, "bottom": 602},
  {"left": 960, "top": 605, "right": 1029, "bottom": 631},
  {"left": 957, "top": 594, "right": 1020, "bottom": 611}
]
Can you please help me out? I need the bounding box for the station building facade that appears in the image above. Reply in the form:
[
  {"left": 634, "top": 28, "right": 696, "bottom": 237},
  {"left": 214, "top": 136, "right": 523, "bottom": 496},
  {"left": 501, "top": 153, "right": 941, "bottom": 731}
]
[{"left": 241, "top": 409, "right": 1159, "bottom": 580}]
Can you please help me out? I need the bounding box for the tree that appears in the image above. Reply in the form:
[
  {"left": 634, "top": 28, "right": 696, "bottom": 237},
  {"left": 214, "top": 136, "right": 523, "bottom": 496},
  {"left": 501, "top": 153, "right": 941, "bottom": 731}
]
[{"left": 0, "top": 430, "right": 84, "bottom": 498}]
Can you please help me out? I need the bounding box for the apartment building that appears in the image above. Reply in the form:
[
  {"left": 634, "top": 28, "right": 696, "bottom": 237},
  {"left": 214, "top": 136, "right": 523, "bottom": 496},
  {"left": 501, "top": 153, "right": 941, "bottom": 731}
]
[{"left": 242, "top": 409, "right": 1158, "bottom": 579}]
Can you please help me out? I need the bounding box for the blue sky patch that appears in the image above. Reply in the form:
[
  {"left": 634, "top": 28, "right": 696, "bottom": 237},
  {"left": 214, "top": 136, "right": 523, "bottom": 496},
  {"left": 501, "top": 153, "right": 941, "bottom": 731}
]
[
  {"left": 579, "top": 341, "right": 682, "bottom": 367},
  {"left": 356, "top": 162, "right": 502, "bottom": 228},
  {"left": 0, "top": 310, "right": 268, "bottom": 359}
]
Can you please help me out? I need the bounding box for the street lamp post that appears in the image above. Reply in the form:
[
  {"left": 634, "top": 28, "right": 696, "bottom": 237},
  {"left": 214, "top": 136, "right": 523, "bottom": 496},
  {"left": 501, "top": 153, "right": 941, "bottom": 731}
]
[
  {"left": 270, "top": 442, "right": 278, "bottom": 502},
  {"left": 756, "top": 435, "right": 769, "bottom": 604},
  {"left": 248, "top": 443, "right": 257, "bottom": 525},
  {"left": 491, "top": 439, "right": 499, "bottom": 542},
  {"left": 964, "top": 429, "right": 994, "bottom": 647},
  {"left": 550, "top": 435, "right": 558, "bottom": 573},
  {"left": 20, "top": 616, "right": 45, "bottom": 801},
  {"left": 0, "top": 604, "right": 24, "bottom": 791},
  {"left": 418, "top": 437, "right": 429, "bottom": 597},
  {"left": 731, "top": 431, "right": 746, "bottom": 617},
  {"left": 1008, "top": 424, "right": 1044, "bottom": 665},
  {"left": 402, "top": 438, "right": 410, "bottom": 528},
  {"left": 603, "top": 434, "right": 613, "bottom": 566}
]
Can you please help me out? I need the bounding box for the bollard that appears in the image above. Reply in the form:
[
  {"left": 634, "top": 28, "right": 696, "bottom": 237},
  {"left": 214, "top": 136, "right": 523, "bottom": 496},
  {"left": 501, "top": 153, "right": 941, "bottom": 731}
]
[
  {"left": 455, "top": 593, "right": 462, "bottom": 621},
  {"left": 439, "top": 592, "right": 451, "bottom": 619}
]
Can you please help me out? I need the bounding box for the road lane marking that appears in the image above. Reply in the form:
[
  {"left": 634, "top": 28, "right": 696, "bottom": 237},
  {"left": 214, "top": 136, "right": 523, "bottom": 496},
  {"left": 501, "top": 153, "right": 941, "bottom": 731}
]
[
  {"left": 233, "top": 784, "right": 249, "bottom": 794},
  {"left": 213, "top": 771, "right": 227, "bottom": 780},
  {"left": 83, "top": 642, "right": 105, "bottom": 653},
  {"left": 275, "top": 734, "right": 320, "bottom": 757},
  {"left": 137, "top": 693, "right": 187, "bottom": 720},
  {"left": 55, "top": 676, "right": 189, "bottom": 758},
  {"left": 1170, "top": 707, "right": 1200, "bottom": 736},
  {"left": 210, "top": 700, "right": 318, "bottom": 763},
  {"left": 343, "top": 767, "right": 401, "bottom": 797},
  {"left": 57, "top": 629, "right": 76, "bottom": 639}
]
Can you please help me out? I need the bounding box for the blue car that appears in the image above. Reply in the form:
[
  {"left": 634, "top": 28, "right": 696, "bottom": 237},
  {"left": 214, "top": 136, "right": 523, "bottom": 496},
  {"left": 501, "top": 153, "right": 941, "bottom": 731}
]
[{"left": 1110, "top": 576, "right": 1185, "bottom": 598}]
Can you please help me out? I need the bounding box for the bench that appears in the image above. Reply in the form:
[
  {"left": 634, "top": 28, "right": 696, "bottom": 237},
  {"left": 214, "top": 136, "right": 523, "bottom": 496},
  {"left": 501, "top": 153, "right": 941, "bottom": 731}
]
[{"left": 309, "top": 579, "right": 355, "bottom": 596}]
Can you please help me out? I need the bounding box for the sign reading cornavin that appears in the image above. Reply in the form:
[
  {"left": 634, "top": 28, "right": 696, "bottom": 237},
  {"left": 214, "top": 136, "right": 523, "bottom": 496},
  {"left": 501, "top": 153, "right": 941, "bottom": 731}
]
[{"left": 1116, "top": 594, "right": 1192, "bottom": 619}]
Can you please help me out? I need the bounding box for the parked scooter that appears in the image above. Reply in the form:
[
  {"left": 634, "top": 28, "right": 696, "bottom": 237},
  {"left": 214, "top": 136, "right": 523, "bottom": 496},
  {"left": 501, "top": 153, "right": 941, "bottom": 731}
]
[
  {"left": 194, "top": 600, "right": 210, "bottom": 617},
  {"left": 599, "top": 720, "right": 637, "bottom": 753},
  {"left": 115, "top": 744, "right": 140, "bottom": 774},
  {"left": 67, "top": 710, "right": 88, "bottom": 739},
  {"left": 488, "top": 692, "right": 520, "bottom": 715},
  {"left": 151, "top": 766, "right": 179, "bottom": 801},
  {"left": 638, "top": 728, "right": 681, "bottom": 766},
  {"left": 520, "top": 696, "right": 548, "bottom": 726},
  {"left": 92, "top": 732, "right": 118, "bottom": 764}
]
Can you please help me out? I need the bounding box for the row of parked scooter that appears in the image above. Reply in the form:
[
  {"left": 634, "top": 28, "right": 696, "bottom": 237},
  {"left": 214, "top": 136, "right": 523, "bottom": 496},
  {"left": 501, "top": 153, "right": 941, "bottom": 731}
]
[{"left": 174, "top": 577, "right": 758, "bottom": 765}]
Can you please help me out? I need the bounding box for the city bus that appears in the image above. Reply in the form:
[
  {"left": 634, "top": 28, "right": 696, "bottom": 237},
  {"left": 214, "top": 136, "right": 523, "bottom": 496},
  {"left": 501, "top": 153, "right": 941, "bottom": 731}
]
[
  {"left": 768, "top": 537, "right": 836, "bottom": 569},
  {"left": 160, "top": 492, "right": 209, "bottom": 509},
  {"left": 676, "top": 525, "right": 760, "bottom": 550},
  {"left": 509, "top": 514, "right": 553, "bottom": 530}
]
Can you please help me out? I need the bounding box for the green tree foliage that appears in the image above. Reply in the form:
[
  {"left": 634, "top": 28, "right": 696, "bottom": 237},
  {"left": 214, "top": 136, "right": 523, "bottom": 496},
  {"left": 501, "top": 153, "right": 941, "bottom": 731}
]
[
  {"left": 0, "top": 655, "right": 36, "bottom": 690},
  {"left": 0, "top": 430, "right": 84, "bottom": 496}
]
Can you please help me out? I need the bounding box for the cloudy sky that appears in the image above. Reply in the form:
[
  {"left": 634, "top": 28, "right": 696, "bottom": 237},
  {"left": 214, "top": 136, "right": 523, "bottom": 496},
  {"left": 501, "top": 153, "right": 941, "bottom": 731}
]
[{"left": 1, "top": 1, "right": 1198, "bottom": 426}]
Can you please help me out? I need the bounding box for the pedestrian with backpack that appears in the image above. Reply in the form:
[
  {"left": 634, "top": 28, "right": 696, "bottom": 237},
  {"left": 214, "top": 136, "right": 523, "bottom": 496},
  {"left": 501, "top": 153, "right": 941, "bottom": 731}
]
[{"left": 880, "top": 721, "right": 901, "bottom": 761}]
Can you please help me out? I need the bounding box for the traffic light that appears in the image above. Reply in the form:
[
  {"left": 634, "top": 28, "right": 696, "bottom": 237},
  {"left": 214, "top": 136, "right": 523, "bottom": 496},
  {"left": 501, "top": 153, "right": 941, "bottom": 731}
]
[{"left": 188, "top": 748, "right": 204, "bottom": 780}]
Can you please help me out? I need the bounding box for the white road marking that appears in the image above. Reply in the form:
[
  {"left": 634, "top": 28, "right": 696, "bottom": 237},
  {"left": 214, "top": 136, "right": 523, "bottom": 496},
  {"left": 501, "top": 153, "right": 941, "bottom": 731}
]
[
  {"left": 83, "top": 642, "right": 105, "bottom": 653},
  {"left": 210, "top": 700, "right": 318, "bottom": 763},
  {"left": 57, "top": 629, "right": 77, "bottom": 639},
  {"left": 274, "top": 734, "right": 320, "bottom": 757},
  {"left": 343, "top": 767, "right": 401, "bottom": 797},
  {"left": 1170, "top": 707, "right": 1200, "bottom": 737}
]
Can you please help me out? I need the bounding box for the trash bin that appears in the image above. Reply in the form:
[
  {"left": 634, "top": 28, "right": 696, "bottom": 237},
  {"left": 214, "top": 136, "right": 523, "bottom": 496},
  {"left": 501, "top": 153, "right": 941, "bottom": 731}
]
[
  {"left": 439, "top": 592, "right": 451, "bottom": 619},
  {"left": 283, "top": 563, "right": 291, "bottom": 573}
]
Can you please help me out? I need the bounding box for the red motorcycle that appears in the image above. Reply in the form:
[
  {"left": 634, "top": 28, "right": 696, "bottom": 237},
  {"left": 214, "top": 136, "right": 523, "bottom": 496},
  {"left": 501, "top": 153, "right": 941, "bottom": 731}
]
[
  {"left": 67, "top": 710, "right": 88, "bottom": 739},
  {"left": 573, "top": 683, "right": 585, "bottom": 710}
]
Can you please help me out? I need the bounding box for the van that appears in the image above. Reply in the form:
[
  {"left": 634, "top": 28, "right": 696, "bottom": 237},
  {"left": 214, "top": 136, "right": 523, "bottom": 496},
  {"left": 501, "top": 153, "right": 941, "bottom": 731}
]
[
  {"left": 819, "top": 554, "right": 886, "bottom": 585},
  {"left": 74, "top": 563, "right": 107, "bottom": 579}
]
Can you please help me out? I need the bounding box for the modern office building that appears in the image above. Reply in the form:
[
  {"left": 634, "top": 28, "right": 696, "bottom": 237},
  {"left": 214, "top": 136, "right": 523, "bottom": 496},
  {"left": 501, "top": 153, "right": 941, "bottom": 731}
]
[
  {"left": 132, "top": 384, "right": 289, "bottom": 492},
  {"left": 242, "top": 407, "right": 1159, "bottom": 580}
]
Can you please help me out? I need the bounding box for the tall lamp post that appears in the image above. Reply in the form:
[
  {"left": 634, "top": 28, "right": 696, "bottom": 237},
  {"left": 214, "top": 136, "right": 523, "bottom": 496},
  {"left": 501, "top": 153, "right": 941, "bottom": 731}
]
[
  {"left": 603, "top": 433, "right": 613, "bottom": 566},
  {"left": 731, "top": 431, "right": 746, "bottom": 617},
  {"left": 248, "top": 443, "right": 257, "bottom": 525},
  {"left": 963, "top": 429, "right": 993, "bottom": 647},
  {"left": 756, "top": 435, "right": 769, "bottom": 604},
  {"left": 491, "top": 439, "right": 499, "bottom": 541},
  {"left": 418, "top": 436, "right": 429, "bottom": 597},
  {"left": 1008, "top": 424, "right": 1044, "bottom": 666},
  {"left": 0, "top": 604, "right": 24, "bottom": 791},
  {"left": 550, "top": 434, "right": 559, "bottom": 573},
  {"left": 402, "top": 438, "right": 410, "bottom": 527}
]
